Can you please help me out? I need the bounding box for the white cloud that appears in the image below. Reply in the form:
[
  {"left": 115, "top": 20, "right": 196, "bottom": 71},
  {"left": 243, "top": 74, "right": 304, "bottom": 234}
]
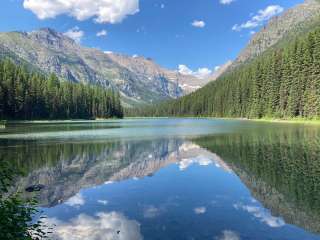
[
  {"left": 97, "top": 200, "right": 108, "bottom": 205},
  {"left": 220, "top": 0, "right": 235, "bottom": 5},
  {"left": 132, "top": 54, "right": 139, "bottom": 58},
  {"left": 232, "top": 5, "right": 283, "bottom": 31},
  {"left": 214, "top": 66, "right": 221, "bottom": 72},
  {"left": 23, "top": 0, "right": 140, "bottom": 24},
  {"left": 65, "top": 193, "right": 85, "bottom": 207},
  {"left": 63, "top": 27, "right": 84, "bottom": 43},
  {"left": 44, "top": 212, "right": 142, "bottom": 240},
  {"left": 195, "top": 68, "right": 212, "bottom": 79},
  {"left": 160, "top": 4, "right": 165, "bottom": 9},
  {"left": 104, "top": 181, "right": 114, "bottom": 185},
  {"left": 194, "top": 207, "right": 206, "bottom": 214},
  {"left": 178, "top": 65, "right": 212, "bottom": 79},
  {"left": 96, "top": 29, "right": 107, "bottom": 37},
  {"left": 179, "top": 156, "right": 212, "bottom": 170},
  {"left": 178, "top": 64, "right": 193, "bottom": 75},
  {"left": 143, "top": 206, "right": 161, "bottom": 218},
  {"left": 192, "top": 20, "right": 206, "bottom": 28},
  {"left": 216, "top": 230, "right": 240, "bottom": 240},
  {"left": 233, "top": 203, "right": 285, "bottom": 228},
  {"left": 104, "top": 51, "right": 113, "bottom": 54}
]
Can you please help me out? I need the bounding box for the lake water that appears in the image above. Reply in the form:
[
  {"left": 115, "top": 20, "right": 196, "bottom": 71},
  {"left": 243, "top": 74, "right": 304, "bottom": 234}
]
[{"left": 1, "top": 118, "right": 320, "bottom": 240}]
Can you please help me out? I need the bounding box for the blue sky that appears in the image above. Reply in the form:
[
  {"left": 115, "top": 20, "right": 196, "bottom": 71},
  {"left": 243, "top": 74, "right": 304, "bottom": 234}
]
[{"left": 1, "top": 0, "right": 303, "bottom": 75}]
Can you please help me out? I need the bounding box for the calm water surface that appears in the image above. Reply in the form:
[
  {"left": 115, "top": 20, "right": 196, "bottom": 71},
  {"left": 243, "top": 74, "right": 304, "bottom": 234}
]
[{"left": 1, "top": 118, "right": 320, "bottom": 240}]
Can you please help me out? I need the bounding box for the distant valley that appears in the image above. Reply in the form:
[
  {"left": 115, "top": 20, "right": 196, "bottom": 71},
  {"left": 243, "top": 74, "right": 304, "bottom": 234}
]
[{"left": 0, "top": 28, "right": 223, "bottom": 107}]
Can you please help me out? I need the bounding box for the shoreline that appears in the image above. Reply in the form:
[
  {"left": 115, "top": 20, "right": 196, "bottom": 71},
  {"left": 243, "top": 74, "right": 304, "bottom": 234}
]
[
  {"left": 126, "top": 117, "right": 320, "bottom": 125},
  {"left": 249, "top": 118, "right": 320, "bottom": 125},
  {"left": 1, "top": 117, "right": 320, "bottom": 125}
]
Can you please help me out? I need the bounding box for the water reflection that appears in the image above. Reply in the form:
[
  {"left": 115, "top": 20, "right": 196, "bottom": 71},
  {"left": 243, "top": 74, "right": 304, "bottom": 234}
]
[
  {"left": 194, "top": 126, "right": 320, "bottom": 235},
  {"left": 44, "top": 212, "right": 142, "bottom": 240},
  {"left": 3, "top": 121, "right": 320, "bottom": 239},
  {"left": 8, "top": 139, "right": 230, "bottom": 207}
]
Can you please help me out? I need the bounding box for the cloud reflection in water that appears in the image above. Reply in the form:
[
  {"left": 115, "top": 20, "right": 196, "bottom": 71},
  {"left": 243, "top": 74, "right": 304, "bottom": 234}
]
[{"left": 45, "top": 212, "right": 142, "bottom": 240}]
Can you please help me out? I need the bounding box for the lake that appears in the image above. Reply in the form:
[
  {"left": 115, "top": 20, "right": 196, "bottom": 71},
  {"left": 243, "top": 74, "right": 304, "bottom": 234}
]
[{"left": 1, "top": 118, "right": 320, "bottom": 240}]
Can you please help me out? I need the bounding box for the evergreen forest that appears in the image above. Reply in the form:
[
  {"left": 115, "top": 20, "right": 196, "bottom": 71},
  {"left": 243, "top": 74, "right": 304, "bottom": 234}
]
[
  {"left": 0, "top": 60, "right": 123, "bottom": 120},
  {"left": 132, "top": 27, "right": 320, "bottom": 119}
]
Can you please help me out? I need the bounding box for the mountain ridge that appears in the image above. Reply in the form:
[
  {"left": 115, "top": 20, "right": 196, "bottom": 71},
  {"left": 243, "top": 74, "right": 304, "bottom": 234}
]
[
  {"left": 134, "top": 0, "right": 320, "bottom": 119},
  {"left": 230, "top": 0, "right": 320, "bottom": 70},
  {"left": 0, "top": 28, "right": 216, "bottom": 107}
]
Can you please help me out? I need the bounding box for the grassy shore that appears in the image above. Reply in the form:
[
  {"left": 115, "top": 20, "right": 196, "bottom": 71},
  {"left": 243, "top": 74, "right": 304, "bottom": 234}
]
[
  {"left": 1, "top": 117, "right": 320, "bottom": 125},
  {"left": 0, "top": 120, "right": 6, "bottom": 128},
  {"left": 129, "top": 116, "right": 320, "bottom": 125},
  {"left": 250, "top": 118, "right": 320, "bottom": 125}
]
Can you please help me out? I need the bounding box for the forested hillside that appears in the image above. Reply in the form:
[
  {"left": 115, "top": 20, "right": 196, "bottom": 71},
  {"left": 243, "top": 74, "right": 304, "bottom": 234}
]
[
  {"left": 0, "top": 60, "right": 123, "bottom": 120},
  {"left": 134, "top": 26, "right": 320, "bottom": 119},
  {"left": 0, "top": 28, "right": 206, "bottom": 107}
]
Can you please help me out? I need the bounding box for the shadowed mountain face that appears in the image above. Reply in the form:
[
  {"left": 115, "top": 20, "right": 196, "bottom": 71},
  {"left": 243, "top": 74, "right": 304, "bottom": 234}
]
[{"left": 0, "top": 28, "right": 210, "bottom": 107}]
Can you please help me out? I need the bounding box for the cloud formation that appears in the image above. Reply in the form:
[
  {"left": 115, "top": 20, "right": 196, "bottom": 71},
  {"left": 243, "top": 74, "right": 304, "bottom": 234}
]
[
  {"left": 179, "top": 156, "right": 212, "bottom": 170},
  {"left": 233, "top": 203, "right": 285, "bottom": 228},
  {"left": 232, "top": 5, "right": 283, "bottom": 31},
  {"left": 216, "top": 230, "right": 240, "bottom": 240},
  {"left": 214, "top": 66, "right": 221, "bottom": 72},
  {"left": 97, "top": 200, "right": 108, "bottom": 205},
  {"left": 23, "top": 0, "right": 140, "bottom": 24},
  {"left": 220, "top": 0, "right": 235, "bottom": 5},
  {"left": 194, "top": 207, "right": 206, "bottom": 214},
  {"left": 192, "top": 20, "right": 206, "bottom": 28},
  {"left": 143, "top": 205, "right": 162, "bottom": 218},
  {"left": 44, "top": 212, "right": 142, "bottom": 240},
  {"left": 63, "top": 27, "right": 84, "bottom": 43},
  {"left": 65, "top": 193, "right": 85, "bottom": 207},
  {"left": 96, "top": 29, "right": 107, "bottom": 37},
  {"left": 178, "top": 65, "right": 212, "bottom": 79}
]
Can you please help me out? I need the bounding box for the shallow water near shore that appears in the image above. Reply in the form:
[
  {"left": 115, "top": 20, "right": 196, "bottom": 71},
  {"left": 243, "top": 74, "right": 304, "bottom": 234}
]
[{"left": 1, "top": 118, "right": 320, "bottom": 240}]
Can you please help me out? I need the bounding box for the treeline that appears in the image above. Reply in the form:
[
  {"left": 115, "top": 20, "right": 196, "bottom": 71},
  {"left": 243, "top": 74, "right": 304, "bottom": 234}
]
[
  {"left": 134, "top": 26, "right": 320, "bottom": 119},
  {"left": 0, "top": 60, "right": 123, "bottom": 120},
  {"left": 194, "top": 128, "right": 320, "bottom": 229}
]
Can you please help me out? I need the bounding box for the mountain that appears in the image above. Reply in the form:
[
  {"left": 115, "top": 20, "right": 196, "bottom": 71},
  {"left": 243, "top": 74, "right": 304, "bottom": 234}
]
[
  {"left": 231, "top": 0, "right": 320, "bottom": 69},
  {"left": 105, "top": 52, "right": 210, "bottom": 95},
  {"left": 0, "top": 28, "right": 208, "bottom": 107},
  {"left": 11, "top": 139, "right": 228, "bottom": 207},
  {"left": 138, "top": 0, "right": 320, "bottom": 119}
]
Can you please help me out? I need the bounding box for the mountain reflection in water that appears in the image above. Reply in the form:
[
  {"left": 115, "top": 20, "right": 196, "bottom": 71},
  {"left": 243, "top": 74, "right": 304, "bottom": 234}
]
[{"left": 2, "top": 120, "right": 320, "bottom": 240}]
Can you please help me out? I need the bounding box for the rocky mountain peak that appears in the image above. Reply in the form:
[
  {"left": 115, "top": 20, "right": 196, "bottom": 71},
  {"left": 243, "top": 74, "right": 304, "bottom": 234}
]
[
  {"left": 230, "top": 0, "right": 320, "bottom": 69},
  {"left": 28, "top": 27, "right": 76, "bottom": 49},
  {"left": 305, "top": 0, "right": 319, "bottom": 3},
  {"left": 0, "top": 28, "right": 215, "bottom": 106}
]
